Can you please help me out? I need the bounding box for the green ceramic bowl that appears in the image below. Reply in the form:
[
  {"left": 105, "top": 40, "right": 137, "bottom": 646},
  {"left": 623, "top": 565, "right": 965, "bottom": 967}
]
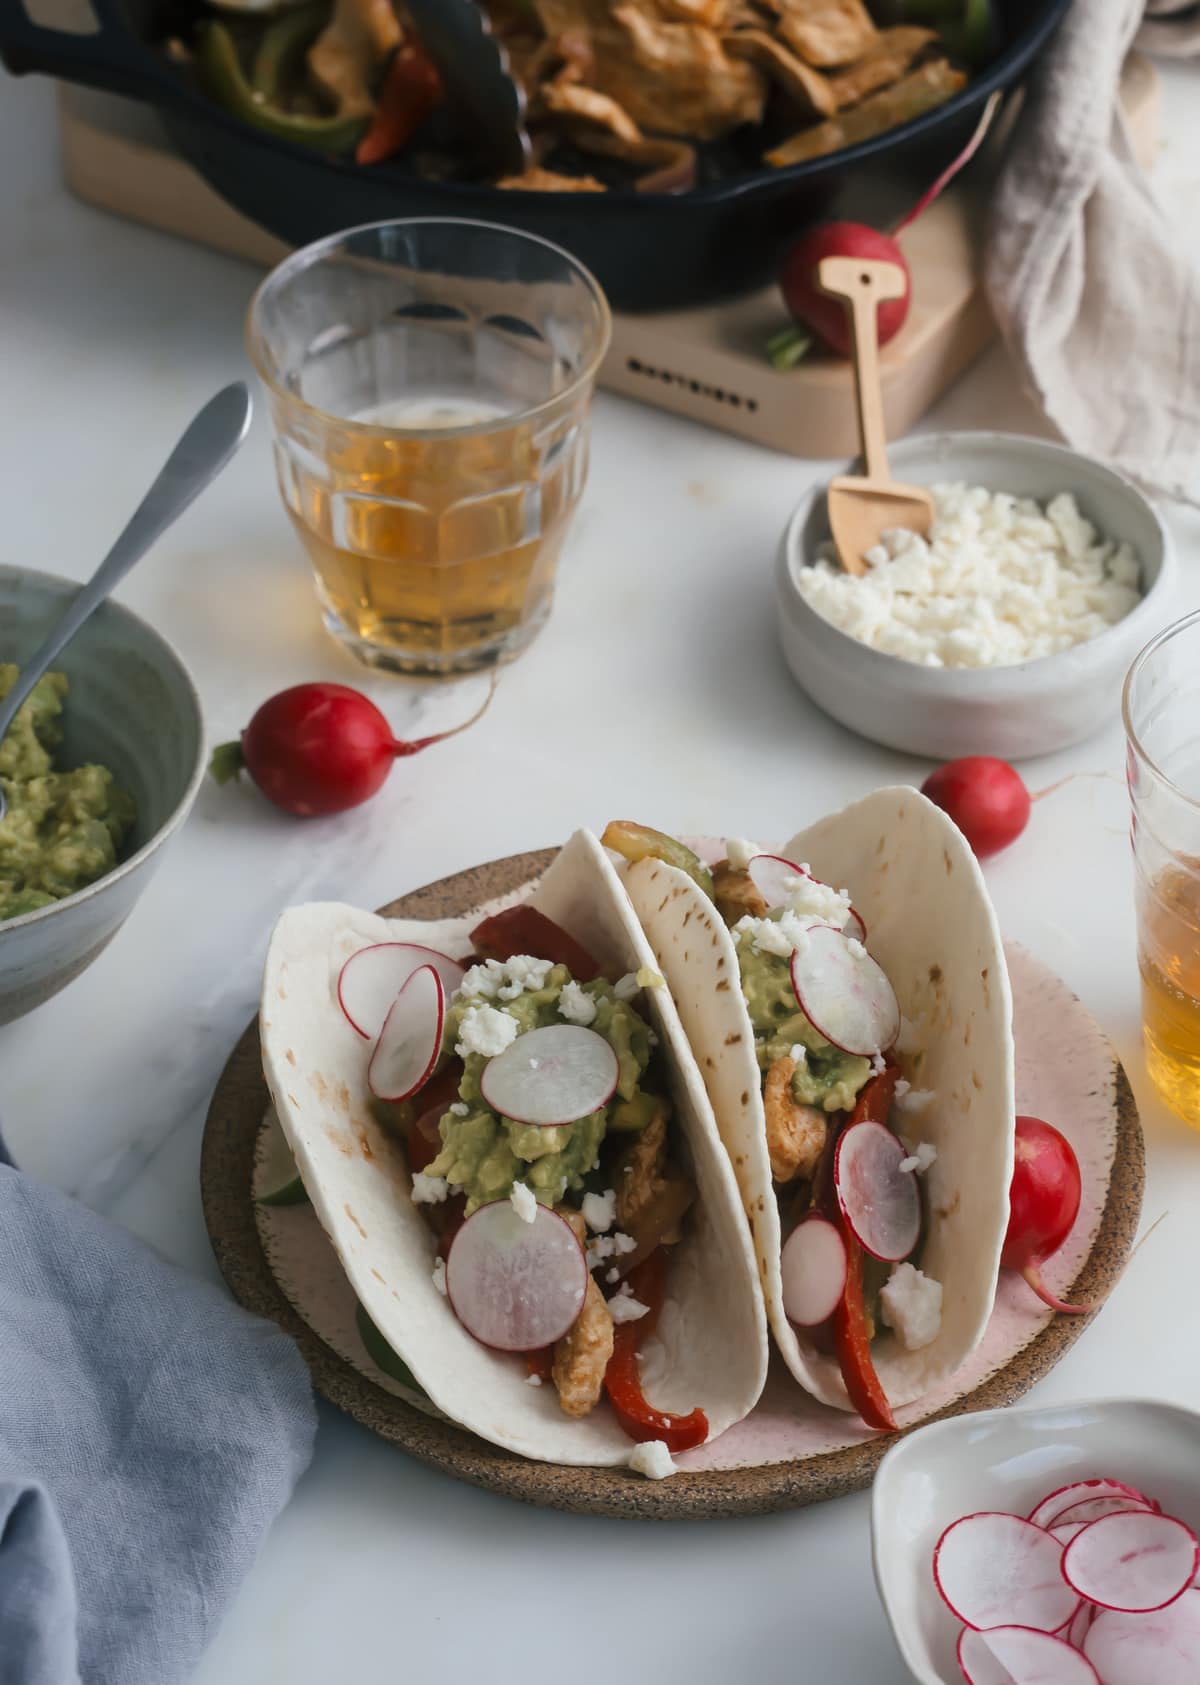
[{"left": 0, "top": 563, "right": 205, "bottom": 1023}]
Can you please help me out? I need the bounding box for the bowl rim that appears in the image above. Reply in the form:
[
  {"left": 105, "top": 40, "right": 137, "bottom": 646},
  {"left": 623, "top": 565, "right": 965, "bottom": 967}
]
[
  {"left": 778, "top": 430, "right": 1173, "bottom": 690},
  {"left": 870, "top": 1395, "right": 1200, "bottom": 1685},
  {"left": 0, "top": 561, "right": 207, "bottom": 936}
]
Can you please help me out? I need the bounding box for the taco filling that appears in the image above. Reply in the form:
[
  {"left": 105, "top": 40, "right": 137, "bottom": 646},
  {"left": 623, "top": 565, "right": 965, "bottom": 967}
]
[
  {"left": 357, "top": 904, "right": 707, "bottom": 1450},
  {"left": 605, "top": 821, "right": 944, "bottom": 1432}
]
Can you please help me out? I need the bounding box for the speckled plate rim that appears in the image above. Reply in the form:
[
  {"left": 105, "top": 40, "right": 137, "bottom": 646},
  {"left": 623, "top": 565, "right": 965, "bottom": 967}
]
[{"left": 200, "top": 848, "right": 1144, "bottom": 1521}]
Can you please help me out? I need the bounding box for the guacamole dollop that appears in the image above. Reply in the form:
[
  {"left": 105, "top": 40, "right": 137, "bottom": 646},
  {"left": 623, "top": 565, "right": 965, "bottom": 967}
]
[
  {"left": 0, "top": 664, "right": 136, "bottom": 922},
  {"left": 736, "top": 932, "right": 872, "bottom": 1113},
  {"left": 428, "top": 962, "right": 657, "bottom": 1212}
]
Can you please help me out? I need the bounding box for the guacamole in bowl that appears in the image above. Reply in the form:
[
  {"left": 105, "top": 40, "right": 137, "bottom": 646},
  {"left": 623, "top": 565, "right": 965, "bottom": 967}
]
[{"left": 0, "top": 665, "right": 136, "bottom": 923}]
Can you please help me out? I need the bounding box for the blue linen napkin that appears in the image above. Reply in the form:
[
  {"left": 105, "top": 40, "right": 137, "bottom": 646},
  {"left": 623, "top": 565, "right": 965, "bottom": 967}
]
[{"left": 0, "top": 1141, "right": 316, "bottom": 1685}]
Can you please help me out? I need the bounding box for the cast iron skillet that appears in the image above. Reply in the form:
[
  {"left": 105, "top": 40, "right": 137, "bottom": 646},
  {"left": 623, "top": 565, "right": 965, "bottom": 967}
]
[{"left": 0, "top": 0, "right": 1069, "bottom": 310}]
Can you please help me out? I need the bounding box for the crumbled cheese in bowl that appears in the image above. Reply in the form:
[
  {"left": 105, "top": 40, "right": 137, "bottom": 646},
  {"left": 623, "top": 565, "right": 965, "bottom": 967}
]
[{"left": 797, "top": 484, "right": 1142, "bottom": 669}]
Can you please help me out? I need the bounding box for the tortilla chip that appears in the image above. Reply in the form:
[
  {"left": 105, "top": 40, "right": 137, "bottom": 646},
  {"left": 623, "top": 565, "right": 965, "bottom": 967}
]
[
  {"left": 766, "top": 58, "right": 967, "bottom": 165},
  {"left": 767, "top": 0, "right": 878, "bottom": 68},
  {"left": 826, "top": 25, "right": 937, "bottom": 109},
  {"left": 497, "top": 166, "right": 607, "bottom": 191},
  {"left": 723, "top": 27, "right": 835, "bottom": 118}
]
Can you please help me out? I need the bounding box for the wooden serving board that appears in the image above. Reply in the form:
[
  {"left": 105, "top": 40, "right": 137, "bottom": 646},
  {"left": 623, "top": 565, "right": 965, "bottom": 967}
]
[
  {"left": 200, "top": 849, "right": 1143, "bottom": 1521},
  {"left": 58, "top": 55, "right": 1160, "bottom": 459}
]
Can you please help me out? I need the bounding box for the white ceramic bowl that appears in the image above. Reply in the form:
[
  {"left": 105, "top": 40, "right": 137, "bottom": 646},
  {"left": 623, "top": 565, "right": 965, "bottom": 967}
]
[
  {"left": 776, "top": 433, "right": 1173, "bottom": 761},
  {"left": 871, "top": 1397, "right": 1200, "bottom": 1685}
]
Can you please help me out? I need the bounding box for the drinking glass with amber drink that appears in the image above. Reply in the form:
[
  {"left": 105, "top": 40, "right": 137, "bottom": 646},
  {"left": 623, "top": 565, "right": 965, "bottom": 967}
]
[
  {"left": 246, "top": 219, "right": 611, "bottom": 675},
  {"left": 1124, "top": 610, "right": 1200, "bottom": 1126}
]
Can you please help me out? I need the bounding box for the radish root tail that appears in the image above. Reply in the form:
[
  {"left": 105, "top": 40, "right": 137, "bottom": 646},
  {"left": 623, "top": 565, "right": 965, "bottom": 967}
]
[
  {"left": 1021, "top": 1262, "right": 1094, "bottom": 1316},
  {"left": 395, "top": 671, "right": 499, "bottom": 758}
]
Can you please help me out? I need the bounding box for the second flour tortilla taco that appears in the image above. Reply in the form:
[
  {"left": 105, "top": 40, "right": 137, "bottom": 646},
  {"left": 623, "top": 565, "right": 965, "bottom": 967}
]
[
  {"left": 261, "top": 829, "right": 768, "bottom": 1470},
  {"left": 605, "top": 788, "right": 1015, "bottom": 1431}
]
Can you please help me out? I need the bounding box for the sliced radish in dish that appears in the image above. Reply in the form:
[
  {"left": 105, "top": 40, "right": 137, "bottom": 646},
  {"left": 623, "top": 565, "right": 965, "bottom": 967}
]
[
  {"left": 957, "top": 1625, "right": 1099, "bottom": 1685},
  {"left": 1066, "top": 1603, "right": 1094, "bottom": 1652},
  {"left": 780, "top": 1215, "right": 847, "bottom": 1326},
  {"left": 1029, "top": 1480, "right": 1155, "bottom": 1531},
  {"left": 1051, "top": 1496, "right": 1155, "bottom": 1529},
  {"left": 834, "top": 1119, "right": 921, "bottom": 1262},
  {"left": 367, "top": 966, "right": 445, "bottom": 1103},
  {"left": 1084, "top": 1594, "right": 1200, "bottom": 1685},
  {"left": 339, "top": 942, "right": 465, "bottom": 1040},
  {"left": 934, "top": 1513, "right": 1081, "bottom": 1633},
  {"left": 479, "top": 1025, "right": 619, "bottom": 1127},
  {"left": 789, "top": 926, "right": 900, "bottom": 1057},
  {"left": 1061, "top": 1511, "right": 1199, "bottom": 1613},
  {"left": 844, "top": 906, "right": 867, "bottom": 943},
  {"left": 444, "top": 1201, "right": 587, "bottom": 1352}
]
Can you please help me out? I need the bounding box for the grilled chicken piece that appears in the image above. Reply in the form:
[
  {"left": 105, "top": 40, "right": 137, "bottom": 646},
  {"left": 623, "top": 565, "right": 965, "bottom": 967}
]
[{"left": 764, "top": 1056, "right": 828, "bottom": 1184}]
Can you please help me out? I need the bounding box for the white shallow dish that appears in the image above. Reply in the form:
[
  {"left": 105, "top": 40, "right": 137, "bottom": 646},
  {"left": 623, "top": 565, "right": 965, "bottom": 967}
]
[
  {"left": 871, "top": 1396, "right": 1200, "bottom": 1684},
  {"left": 776, "top": 432, "right": 1173, "bottom": 761}
]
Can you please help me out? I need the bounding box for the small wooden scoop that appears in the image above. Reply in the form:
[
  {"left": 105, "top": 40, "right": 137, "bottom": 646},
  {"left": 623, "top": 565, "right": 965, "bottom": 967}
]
[{"left": 818, "top": 256, "right": 933, "bottom": 576}]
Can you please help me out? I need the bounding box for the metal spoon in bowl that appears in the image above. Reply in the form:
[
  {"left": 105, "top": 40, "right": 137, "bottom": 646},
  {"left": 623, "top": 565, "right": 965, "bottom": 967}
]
[{"left": 0, "top": 382, "right": 252, "bottom": 821}]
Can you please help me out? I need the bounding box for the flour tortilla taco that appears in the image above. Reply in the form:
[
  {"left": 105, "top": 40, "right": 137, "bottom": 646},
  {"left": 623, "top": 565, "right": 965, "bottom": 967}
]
[
  {"left": 605, "top": 789, "right": 1015, "bottom": 1431},
  {"left": 260, "top": 829, "right": 768, "bottom": 1470}
]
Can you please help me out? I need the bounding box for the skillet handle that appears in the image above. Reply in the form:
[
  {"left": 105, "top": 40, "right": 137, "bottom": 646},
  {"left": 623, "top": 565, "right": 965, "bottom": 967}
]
[{"left": 0, "top": 0, "right": 171, "bottom": 102}]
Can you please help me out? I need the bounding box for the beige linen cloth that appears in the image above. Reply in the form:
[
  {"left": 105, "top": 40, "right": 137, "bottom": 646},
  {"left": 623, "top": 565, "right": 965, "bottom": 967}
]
[{"left": 986, "top": 0, "right": 1200, "bottom": 500}]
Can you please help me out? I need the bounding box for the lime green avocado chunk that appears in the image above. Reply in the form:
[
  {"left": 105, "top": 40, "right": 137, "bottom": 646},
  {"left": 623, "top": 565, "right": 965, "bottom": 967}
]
[
  {"left": 736, "top": 933, "right": 872, "bottom": 1113},
  {"left": 427, "top": 965, "right": 658, "bottom": 1212},
  {"left": 0, "top": 665, "right": 136, "bottom": 922}
]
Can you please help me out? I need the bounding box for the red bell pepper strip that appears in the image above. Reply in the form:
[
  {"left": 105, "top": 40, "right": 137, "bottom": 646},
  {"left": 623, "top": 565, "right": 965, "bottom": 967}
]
[
  {"left": 470, "top": 906, "right": 603, "bottom": 981},
  {"left": 356, "top": 43, "right": 443, "bottom": 167},
  {"left": 832, "top": 1228, "right": 897, "bottom": 1433},
  {"left": 525, "top": 1347, "right": 554, "bottom": 1382},
  {"left": 603, "top": 1250, "right": 708, "bottom": 1452},
  {"left": 825, "top": 1067, "right": 900, "bottom": 1433}
]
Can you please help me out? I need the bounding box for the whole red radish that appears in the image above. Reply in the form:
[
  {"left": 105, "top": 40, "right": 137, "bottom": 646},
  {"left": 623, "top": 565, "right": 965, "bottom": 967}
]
[
  {"left": 1003, "top": 1115, "right": 1091, "bottom": 1315},
  {"left": 921, "top": 757, "right": 1031, "bottom": 858},
  {"left": 210, "top": 679, "right": 493, "bottom": 816},
  {"left": 768, "top": 222, "right": 911, "bottom": 369}
]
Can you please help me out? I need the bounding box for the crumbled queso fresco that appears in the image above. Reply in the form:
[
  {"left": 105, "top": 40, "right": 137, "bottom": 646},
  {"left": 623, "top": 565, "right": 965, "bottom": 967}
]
[{"left": 798, "top": 484, "right": 1142, "bottom": 668}]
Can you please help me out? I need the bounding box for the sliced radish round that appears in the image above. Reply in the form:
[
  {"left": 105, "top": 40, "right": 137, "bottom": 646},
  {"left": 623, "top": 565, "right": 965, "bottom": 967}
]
[
  {"left": 957, "top": 1625, "right": 1099, "bottom": 1685},
  {"left": 1084, "top": 1594, "right": 1200, "bottom": 1685},
  {"left": 745, "top": 854, "right": 868, "bottom": 941},
  {"left": 479, "top": 1025, "right": 619, "bottom": 1127},
  {"left": 367, "top": 966, "right": 445, "bottom": 1103},
  {"left": 1051, "top": 1496, "right": 1155, "bottom": 1529},
  {"left": 1066, "top": 1603, "right": 1094, "bottom": 1652},
  {"left": 781, "top": 1215, "right": 847, "bottom": 1327},
  {"left": 790, "top": 926, "right": 900, "bottom": 1057},
  {"left": 339, "top": 942, "right": 465, "bottom": 1040},
  {"left": 444, "top": 1201, "right": 587, "bottom": 1352},
  {"left": 934, "top": 1513, "right": 1081, "bottom": 1633},
  {"left": 1062, "top": 1511, "right": 1199, "bottom": 1613},
  {"left": 1051, "top": 1522, "right": 1090, "bottom": 1547},
  {"left": 747, "top": 853, "right": 811, "bottom": 906},
  {"left": 1029, "top": 1480, "right": 1156, "bottom": 1531},
  {"left": 834, "top": 1119, "right": 921, "bottom": 1262}
]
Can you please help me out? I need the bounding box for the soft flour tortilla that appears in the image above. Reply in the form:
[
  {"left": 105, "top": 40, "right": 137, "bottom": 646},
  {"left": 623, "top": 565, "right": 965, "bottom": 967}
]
[
  {"left": 261, "top": 829, "right": 768, "bottom": 1468},
  {"left": 619, "top": 789, "right": 1015, "bottom": 1414}
]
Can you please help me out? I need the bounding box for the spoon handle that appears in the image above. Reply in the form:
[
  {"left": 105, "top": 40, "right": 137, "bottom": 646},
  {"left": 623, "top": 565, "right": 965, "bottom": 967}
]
[
  {"left": 0, "top": 383, "right": 251, "bottom": 746},
  {"left": 816, "top": 257, "right": 907, "bottom": 484}
]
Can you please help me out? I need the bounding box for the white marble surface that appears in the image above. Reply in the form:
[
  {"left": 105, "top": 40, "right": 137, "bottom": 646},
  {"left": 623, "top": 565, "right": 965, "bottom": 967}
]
[{"left": 4, "top": 55, "right": 1200, "bottom": 1685}]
